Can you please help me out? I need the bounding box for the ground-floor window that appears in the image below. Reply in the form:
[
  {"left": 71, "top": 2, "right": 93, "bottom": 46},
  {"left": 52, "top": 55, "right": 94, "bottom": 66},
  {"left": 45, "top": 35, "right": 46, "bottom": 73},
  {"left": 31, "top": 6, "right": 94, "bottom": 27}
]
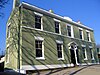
[
  {"left": 35, "top": 40, "right": 43, "bottom": 58},
  {"left": 90, "top": 48, "right": 94, "bottom": 60},
  {"left": 82, "top": 47, "right": 87, "bottom": 60},
  {"left": 56, "top": 42, "right": 64, "bottom": 60}
]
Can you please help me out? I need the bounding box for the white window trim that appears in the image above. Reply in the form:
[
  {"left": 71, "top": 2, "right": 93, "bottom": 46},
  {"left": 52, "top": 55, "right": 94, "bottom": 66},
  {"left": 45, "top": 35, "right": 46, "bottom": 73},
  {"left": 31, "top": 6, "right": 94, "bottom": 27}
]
[
  {"left": 34, "top": 12, "right": 43, "bottom": 17},
  {"left": 81, "top": 45, "right": 86, "bottom": 47},
  {"left": 53, "top": 18, "right": 61, "bottom": 22},
  {"left": 35, "top": 36, "right": 45, "bottom": 60},
  {"left": 82, "top": 46, "right": 88, "bottom": 60},
  {"left": 56, "top": 40, "right": 64, "bottom": 60},
  {"left": 54, "top": 19, "right": 61, "bottom": 34},
  {"left": 5, "top": 48, "right": 10, "bottom": 64},
  {"left": 56, "top": 40, "right": 63, "bottom": 44},
  {"left": 79, "top": 27, "right": 84, "bottom": 40},
  {"left": 34, "top": 12, "right": 43, "bottom": 31},
  {"left": 7, "top": 23, "right": 11, "bottom": 38},
  {"left": 67, "top": 24, "right": 74, "bottom": 38},
  {"left": 89, "top": 47, "right": 95, "bottom": 60},
  {"left": 34, "top": 36, "right": 44, "bottom": 41},
  {"left": 86, "top": 30, "right": 91, "bottom": 42}
]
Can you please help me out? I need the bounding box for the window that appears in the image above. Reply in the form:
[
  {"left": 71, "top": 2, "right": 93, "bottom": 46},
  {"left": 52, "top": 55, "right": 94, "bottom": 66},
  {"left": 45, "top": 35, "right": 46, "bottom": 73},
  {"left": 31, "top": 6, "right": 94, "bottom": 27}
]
[
  {"left": 57, "top": 43, "right": 63, "bottom": 59},
  {"left": 86, "top": 31, "right": 91, "bottom": 41},
  {"left": 82, "top": 47, "right": 87, "bottom": 60},
  {"left": 7, "top": 25, "right": 10, "bottom": 38},
  {"left": 67, "top": 25, "right": 71, "bottom": 37},
  {"left": 35, "top": 40, "right": 43, "bottom": 58},
  {"left": 6, "top": 47, "right": 9, "bottom": 63},
  {"left": 90, "top": 48, "right": 94, "bottom": 60},
  {"left": 55, "top": 21, "right": 60, "bottom": 33},
  {"left": 35, "top": 15, "right": 41, "bottom": 29},
  {"left": 79, "top": 29, "right": 83, "bottom": 39}
]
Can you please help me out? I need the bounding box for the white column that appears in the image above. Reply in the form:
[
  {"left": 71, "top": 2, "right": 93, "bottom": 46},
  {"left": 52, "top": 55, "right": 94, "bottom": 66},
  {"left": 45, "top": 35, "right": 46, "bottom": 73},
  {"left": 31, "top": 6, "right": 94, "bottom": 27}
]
[{"left": 74, "top": 48, "right": 79, "bottom": 65}]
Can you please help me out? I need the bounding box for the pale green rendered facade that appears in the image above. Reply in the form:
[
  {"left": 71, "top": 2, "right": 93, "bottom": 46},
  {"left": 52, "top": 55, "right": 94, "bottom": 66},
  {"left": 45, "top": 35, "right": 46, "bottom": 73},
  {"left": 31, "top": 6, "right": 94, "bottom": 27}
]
[{"left": 5, "top": 2, "right": 99, "bottom": 73}]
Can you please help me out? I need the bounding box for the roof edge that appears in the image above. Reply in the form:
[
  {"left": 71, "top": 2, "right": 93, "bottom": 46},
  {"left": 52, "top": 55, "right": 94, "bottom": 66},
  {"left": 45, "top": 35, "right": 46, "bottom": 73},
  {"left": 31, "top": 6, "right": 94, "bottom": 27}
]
[{"left": 21, "top": 2, "right": 93, "bottom": 31}]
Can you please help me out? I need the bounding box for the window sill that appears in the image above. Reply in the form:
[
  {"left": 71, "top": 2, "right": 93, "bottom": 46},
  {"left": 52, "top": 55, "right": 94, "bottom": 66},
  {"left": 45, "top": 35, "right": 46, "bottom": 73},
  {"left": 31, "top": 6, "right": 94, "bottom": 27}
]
[
  {"left": 84, "top": 58, "right": 88, "bottom": 60},
  {"left": 36, "top": 57, "right": 45, "bottom": 60},
  {"left": 58, "top": 58, "right": 64, "bottom": 60},
  {"left": 91, "top": 58, "right": 95, "bottom": 60}
]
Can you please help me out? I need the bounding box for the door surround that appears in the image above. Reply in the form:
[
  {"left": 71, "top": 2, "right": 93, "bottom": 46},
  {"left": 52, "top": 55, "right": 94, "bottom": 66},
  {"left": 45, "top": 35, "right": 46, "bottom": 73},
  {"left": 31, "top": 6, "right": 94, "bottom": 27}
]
[{"left": 68, "top": 42, "right": 79, "bottom": 65}]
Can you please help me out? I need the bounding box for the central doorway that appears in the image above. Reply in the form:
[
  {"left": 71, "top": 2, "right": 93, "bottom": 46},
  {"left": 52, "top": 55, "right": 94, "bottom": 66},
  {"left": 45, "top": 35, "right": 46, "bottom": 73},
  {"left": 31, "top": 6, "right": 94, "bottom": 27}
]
[
  {"left": 69, "top": 42, "right": 79, "bottom": 65},
  {"left": 70, "top": 48, "right": 76, "bottom": 65}
]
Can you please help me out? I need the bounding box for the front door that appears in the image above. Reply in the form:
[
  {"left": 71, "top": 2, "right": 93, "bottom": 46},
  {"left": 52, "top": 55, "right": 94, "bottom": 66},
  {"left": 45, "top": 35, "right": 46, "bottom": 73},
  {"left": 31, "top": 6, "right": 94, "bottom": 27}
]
[{"left": 70, "top": 49, "right": 76, "bottom": 65}]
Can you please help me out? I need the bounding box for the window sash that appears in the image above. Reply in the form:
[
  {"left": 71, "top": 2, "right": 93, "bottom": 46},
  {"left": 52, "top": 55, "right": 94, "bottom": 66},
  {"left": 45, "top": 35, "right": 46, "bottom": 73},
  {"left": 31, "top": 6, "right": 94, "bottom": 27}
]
[
  {"left": 67, "top": 26, "right": 71, "bottom": 37},
  {"left": 55, "top": 21, "right": 59, "bottom": 33},
  {"left": 35, "top": 15, "right": 41, "bottom": 29},
  {"left": 35, "top": 40, "right": 43, "bottom": 57},
  {"left": 7, "top": 25, "right": 10, "bottom": 38},
  {"left": 82, "top": 47, "right": 86, "bottom": 59},
  {"left": 86, "top": 32, "right": 90, "bottom": 41},
  {"left": 79, "top": 30, "right": 83, "bottom": 39},
  {"left": 90, "top": 48, "right": 93, "bottom": 59},
  {"left": 57, "top": 44, "right": 62, "bottom": 58}
]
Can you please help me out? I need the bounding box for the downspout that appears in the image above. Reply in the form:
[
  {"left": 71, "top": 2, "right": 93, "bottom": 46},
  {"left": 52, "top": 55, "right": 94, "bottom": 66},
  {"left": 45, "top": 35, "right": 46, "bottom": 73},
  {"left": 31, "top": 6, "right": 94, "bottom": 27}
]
[{"left": 18, "top": 4, "right": 22, "bottom": 74}]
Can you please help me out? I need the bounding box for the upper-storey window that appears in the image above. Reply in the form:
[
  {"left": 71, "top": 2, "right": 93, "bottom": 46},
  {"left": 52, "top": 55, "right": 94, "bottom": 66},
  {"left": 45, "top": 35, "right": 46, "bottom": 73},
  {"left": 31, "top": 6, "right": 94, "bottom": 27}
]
[
  {"left": 79, "top": 28, "right": 84, "bottom": 40},
  {"left": 67, "top": 25, "right": 72, "bottom": 37},
  {"left": 7, "top": 23, "right": 11, "bottom": 38},
  {"left": 34, "top": 12, "right": 43, "bottom": 30},
  {"left": 55, "top": 21, "right": 60, "bottom": 33},
  {"left": 86, "top": 31, "right": 91, "bottom": 42},
  {"left": 35, "top": 15, "right": 41, "bottom": 29},
  {"left": 54, "top": 18, "right": 61, "bottom": 34}
]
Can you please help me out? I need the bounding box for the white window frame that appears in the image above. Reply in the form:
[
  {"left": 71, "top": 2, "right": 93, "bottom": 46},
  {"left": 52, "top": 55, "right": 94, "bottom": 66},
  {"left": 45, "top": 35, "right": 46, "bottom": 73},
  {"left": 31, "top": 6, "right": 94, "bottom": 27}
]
[
  {"left": 7, "top": 23, "right": 11, "bottom": 38},
  {"left": 79, "top": 27, "right": 84, "bottom": 40},
  {"left": 5, "top": 47, "right": 10, "bottom": 64},
  {"left": 67, "top": 24, "right": 74, "bottom": 38},
  {"left": 34, "top": 12, "right": 43, "bottom": 31},
  {"left": 54, "top": 18, "right": 61, "bottom": 34},
  {"left": 56, "top": 40, "right": 64, "bottom": 60},
  {"left": 35, "top": 36, "right": 45, "bottom": 60},
  {"left": 81, "top": 45, "right": 88, "bottom": 60},
  {"left": 86, "top": 30, "right": 91, "bottom": 42},
  {"left": 89, "top": 46, "right": 94, "bottom": 60}
]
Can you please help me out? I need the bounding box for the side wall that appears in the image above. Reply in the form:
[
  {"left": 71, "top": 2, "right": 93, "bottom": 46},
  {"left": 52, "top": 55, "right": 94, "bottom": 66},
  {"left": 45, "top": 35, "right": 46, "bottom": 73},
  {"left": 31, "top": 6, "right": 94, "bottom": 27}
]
[{"left": 5, "top": 7, "right": 22, "bottom": 70}]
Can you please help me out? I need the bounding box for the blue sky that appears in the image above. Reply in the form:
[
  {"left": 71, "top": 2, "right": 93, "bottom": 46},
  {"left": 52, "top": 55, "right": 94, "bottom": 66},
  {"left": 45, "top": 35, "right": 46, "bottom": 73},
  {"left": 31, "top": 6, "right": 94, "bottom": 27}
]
[{"left": 0, "top": 0, "right": 100, "bottom": 55}]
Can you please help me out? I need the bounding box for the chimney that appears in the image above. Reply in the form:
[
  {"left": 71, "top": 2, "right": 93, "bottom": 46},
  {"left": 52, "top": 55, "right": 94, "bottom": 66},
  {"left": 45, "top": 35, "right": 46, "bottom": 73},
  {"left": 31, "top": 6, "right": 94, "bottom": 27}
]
[
  {"left": 77, "top": 20, "right": 81, "bottom": 24},
  {"left": 13, "top": 0, "right": 20, "bottom": 9},
  {"left": 49, "top": 9, "right": 54, "bottom": 13}
]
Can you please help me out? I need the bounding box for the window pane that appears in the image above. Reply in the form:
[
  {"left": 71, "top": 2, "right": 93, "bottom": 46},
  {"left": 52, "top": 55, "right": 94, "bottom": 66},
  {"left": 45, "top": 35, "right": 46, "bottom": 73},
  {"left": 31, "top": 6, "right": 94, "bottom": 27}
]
[
  {"left": 7, "top": 25, "right": 10, "bottom": 37},
  {"left": 55, "top": 21, "right": 59, "bottom": 33},
  {"left": 35, "top": 40, "right": 43, "bottom": 57},
  {"left": 79, "top": 30, "right": 82, "bottom": 39},
  {"left": 36, "top": 49, "right": 42, "bottom": 57},
  {"left": 57, "top": 44, "right": 62, "bottom": 58},
  {"left": 90, "top": 49, "right": 93, "bottom": 58},
  {"left": 35, "top": 15, "right": 41, "bottom": 29},
  {"left": 67, "top": 26, "right": 71, "bottom": 37},
  {"left": 82, "top": 47, "right": 86, "bottom": 58}
]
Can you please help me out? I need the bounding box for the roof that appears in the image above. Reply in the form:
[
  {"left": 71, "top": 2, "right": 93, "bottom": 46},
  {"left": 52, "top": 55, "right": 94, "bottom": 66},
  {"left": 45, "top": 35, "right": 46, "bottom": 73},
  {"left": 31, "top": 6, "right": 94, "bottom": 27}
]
[{"left": 21, "top": 2, "right": 93, "bottom": 31}]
